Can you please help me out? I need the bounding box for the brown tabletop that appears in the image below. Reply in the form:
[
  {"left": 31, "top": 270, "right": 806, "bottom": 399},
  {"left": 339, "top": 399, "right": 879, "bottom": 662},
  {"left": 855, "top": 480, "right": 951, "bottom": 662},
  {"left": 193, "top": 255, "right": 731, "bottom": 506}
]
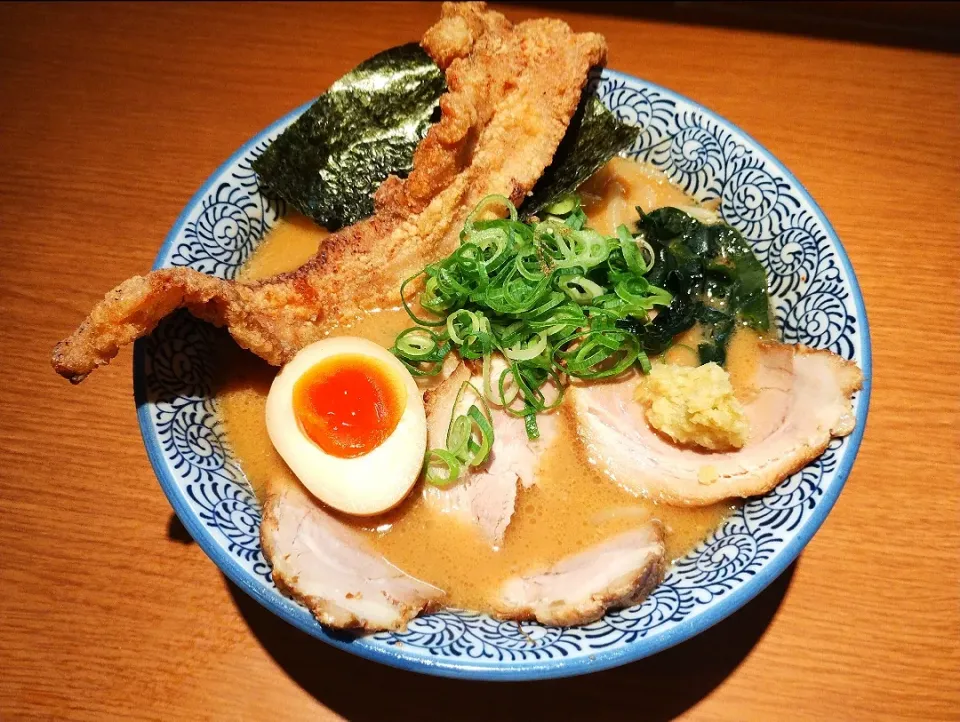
[{"left": 2, "top": 2, "right": 958, "bottom": 720}]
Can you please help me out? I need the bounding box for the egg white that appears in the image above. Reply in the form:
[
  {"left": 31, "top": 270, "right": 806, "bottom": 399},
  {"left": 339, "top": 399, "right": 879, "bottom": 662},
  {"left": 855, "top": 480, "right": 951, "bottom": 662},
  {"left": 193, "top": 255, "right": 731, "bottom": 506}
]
[{"left": 265, "top": 336, "right": 426, "bottom": 516}]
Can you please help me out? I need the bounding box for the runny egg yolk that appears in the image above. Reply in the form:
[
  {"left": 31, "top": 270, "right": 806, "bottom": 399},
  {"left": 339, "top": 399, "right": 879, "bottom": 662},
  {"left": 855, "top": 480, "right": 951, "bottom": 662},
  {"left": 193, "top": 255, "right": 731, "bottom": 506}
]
[{"left": 292, "top": 354, "right": 407, "bottom": 458}]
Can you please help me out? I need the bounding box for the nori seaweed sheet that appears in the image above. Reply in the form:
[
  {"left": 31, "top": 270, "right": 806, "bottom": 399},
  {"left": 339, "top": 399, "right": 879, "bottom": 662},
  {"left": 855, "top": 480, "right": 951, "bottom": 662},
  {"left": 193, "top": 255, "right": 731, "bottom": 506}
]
[
  {"left": 254, "top": 46, "right": 637, "bottom": 231},
  {"left": 521, "top": 94, "right": 640, "bottom": 217},
  {"left": 252, "top": 43, "right": 445, "bottom": 230}
]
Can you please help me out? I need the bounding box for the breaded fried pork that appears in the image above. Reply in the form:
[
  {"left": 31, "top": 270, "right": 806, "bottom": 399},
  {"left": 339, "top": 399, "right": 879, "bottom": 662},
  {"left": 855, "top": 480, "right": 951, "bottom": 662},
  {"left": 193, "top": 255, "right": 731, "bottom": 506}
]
[{"left": 52, "top": 2, "right": 606, "bottom": 382}]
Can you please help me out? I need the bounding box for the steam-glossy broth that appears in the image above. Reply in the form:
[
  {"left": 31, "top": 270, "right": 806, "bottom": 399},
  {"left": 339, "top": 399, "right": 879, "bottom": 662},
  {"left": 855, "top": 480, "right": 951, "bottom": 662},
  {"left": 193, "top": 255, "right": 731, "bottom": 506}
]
[{"left": 216, "top": 159, "right": 739, "bottom": 613}]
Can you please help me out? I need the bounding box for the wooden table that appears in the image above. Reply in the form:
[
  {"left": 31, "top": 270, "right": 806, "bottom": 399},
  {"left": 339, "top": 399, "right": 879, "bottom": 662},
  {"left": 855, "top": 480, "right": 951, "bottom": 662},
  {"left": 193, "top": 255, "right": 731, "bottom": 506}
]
[{"left": 2, "top": 3, "right": 957, "bottom": 720}]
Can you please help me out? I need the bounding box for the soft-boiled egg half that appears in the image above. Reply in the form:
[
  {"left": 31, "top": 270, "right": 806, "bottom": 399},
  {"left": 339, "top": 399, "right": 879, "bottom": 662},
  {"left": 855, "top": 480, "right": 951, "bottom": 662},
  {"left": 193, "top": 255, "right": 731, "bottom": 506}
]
[{"left": 265, "top": 337, "right": 427, "bottom": 516}]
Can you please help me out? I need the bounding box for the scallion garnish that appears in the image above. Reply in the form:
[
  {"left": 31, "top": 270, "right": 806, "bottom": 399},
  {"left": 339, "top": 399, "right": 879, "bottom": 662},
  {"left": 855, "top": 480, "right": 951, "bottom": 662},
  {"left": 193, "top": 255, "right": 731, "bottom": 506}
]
[
  {"left": 424, "top": 382, "right": 495, "bottom": 487},
  {"left": 391, "top": 193, "right": 673, "bottom": 454},
  {"left": 393, "top": 194, "right": 773, "bottom": 480}
]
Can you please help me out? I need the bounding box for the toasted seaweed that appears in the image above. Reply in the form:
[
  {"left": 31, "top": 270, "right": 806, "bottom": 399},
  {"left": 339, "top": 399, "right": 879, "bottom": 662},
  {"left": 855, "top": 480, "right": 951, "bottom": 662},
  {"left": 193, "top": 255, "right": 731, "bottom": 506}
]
[
  {"left": 521, "top": 95, "right": 640, "bottom": 217},
  {"left": 252, "top": 43, "right": 446, "bottom": 231},
  {"left": 254, "top": 48, "right": 635, "bottom": 231}
]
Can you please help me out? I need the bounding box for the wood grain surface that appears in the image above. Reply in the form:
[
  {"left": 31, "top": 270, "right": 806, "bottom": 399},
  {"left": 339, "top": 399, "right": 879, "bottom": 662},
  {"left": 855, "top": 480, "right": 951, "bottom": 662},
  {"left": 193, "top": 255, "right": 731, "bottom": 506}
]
[{"left": 1, "top": 2, "right": 958, "bottom": 720}]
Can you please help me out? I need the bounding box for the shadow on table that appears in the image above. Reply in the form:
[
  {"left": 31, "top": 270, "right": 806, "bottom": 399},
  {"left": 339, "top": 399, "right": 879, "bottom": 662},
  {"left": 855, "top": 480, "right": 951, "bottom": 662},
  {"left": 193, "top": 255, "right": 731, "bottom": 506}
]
[
  {"left": 226, "top": 561, "right": 796, "bottom": 721},
  {"left": 167, "top": 513, "right": 195, "bottom": 544}
]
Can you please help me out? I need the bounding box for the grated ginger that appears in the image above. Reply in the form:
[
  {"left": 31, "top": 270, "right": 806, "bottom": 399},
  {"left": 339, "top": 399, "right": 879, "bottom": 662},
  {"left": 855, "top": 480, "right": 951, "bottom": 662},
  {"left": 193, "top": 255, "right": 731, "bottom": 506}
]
[{"left": 635, "top": 362, "right": 749, "bottom": 451}]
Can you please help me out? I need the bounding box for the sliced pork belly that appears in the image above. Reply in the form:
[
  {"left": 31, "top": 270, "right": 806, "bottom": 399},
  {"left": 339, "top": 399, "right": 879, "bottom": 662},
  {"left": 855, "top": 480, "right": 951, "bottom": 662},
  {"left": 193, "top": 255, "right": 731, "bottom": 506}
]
[
  {"left": 494, "top": 523, "right": 665, "bottom": 626},
  {"left": 570, "top": 343, "right": 863, "bottom": 506},
  {"left": 422, "top": 360, "right": 559, "bottom": 547},
  {"left": 260, "top": 481, "right": 443, "bottom": 632}
]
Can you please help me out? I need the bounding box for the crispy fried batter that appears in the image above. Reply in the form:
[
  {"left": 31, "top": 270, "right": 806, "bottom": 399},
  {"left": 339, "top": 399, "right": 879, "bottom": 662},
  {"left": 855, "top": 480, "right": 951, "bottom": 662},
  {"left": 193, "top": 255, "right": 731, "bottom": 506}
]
[{"left": 52, "top": 2, "right": 606, "bottom": 382}]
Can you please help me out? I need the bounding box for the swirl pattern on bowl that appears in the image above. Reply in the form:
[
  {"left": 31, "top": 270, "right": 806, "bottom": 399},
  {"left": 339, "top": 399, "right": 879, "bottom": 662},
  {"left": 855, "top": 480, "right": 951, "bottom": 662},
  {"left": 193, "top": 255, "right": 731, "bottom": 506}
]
[{"left": 133, "top": 69, "right": 870, "bottom": 680}]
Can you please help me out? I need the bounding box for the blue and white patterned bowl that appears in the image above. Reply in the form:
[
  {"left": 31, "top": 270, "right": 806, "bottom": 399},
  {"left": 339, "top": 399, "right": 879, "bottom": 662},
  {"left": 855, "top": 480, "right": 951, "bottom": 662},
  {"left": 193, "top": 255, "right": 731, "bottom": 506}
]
[{"left": 133, "top": 69, "right": 871, "bottom": 680}]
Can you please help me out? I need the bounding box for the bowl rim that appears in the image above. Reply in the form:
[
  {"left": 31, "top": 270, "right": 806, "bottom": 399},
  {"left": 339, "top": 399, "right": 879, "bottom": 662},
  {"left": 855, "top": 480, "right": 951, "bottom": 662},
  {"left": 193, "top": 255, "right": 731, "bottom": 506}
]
[{"left": 133, "top": 69, "right": 872, "bottom": 681}]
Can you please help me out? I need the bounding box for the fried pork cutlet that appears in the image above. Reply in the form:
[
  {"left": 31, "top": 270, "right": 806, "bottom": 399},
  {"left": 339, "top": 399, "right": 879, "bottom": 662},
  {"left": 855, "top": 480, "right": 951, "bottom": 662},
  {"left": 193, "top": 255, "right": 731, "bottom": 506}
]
[{"left": 52, "top": 2, "right": 607, "bottom": 382}]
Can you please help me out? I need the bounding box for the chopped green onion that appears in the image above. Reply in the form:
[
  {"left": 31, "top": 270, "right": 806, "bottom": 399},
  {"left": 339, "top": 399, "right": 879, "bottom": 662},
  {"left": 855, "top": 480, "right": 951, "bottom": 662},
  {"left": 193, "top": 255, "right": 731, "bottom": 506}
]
[
  {"left": 394, "top": 327, "right": 441, "bottom": 359},
  {"left": 558, "top": 275, "right": 607, "bottom": 305},
  {"left": 425, "top": 381, "right": 496, "bottom": 487},
  {"left": 543, "top": 193, "right": 578, "bottom": 216},
  {"left": 637, "top": 350, "right": 652, "bottom": 374},
  {"left": 556, "top": 329, "right": 640, "bottom": 379},
  {"left": 503, "top": 332, "right": 547, "bottom": 361},
  {"left": 524, "top": 413, "right": 540, "bottom": 441},
  {"left": 395, "top": 194, "right": 676, "bottom": 475},
  {"left": 446, "top": 309, "right": 484, "bottom": 345},
  {"left": 466, "top": 405, "right": 494, "bottom": 466},
  {"left": 424, "top": 449, "right": 461, "bottom": 487},
  {"left": 400, "top": 271, "right": 447, "bottom": 327}
]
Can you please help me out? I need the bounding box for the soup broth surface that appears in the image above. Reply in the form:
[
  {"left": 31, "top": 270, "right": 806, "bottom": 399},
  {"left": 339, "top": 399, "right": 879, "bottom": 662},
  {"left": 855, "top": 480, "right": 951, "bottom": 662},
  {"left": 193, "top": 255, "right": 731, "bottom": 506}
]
[{"left": 216, "top": 159, "right": 741, "bottom": 613}]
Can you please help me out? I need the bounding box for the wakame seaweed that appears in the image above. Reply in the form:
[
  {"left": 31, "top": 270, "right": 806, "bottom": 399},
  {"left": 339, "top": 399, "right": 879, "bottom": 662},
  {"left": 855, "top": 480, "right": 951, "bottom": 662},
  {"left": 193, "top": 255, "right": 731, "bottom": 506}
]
[
  {"left": 620, "top": 207, "right": 772, "bottom": 365},
  {"left": 252, "top": 44, "right": 446, "bottom": 231},
  {"left": 521, "top": 96, "right": 640, "bottom": 217}
]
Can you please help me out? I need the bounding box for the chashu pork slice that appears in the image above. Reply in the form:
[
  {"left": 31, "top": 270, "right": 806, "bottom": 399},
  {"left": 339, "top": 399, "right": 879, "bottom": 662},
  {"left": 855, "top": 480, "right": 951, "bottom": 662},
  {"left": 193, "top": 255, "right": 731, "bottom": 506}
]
[
  {"left": 260, "top": 481, "right": 444, "bottom": 632},
  {"left": 569, "top": 342, "right": 864, "bottom": 506},
  {"left": 494, "top": 523, "right": 665, "bottom": 626},
  {"left": 422, "top": 359, "right": 559, "bottom": 547}
]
